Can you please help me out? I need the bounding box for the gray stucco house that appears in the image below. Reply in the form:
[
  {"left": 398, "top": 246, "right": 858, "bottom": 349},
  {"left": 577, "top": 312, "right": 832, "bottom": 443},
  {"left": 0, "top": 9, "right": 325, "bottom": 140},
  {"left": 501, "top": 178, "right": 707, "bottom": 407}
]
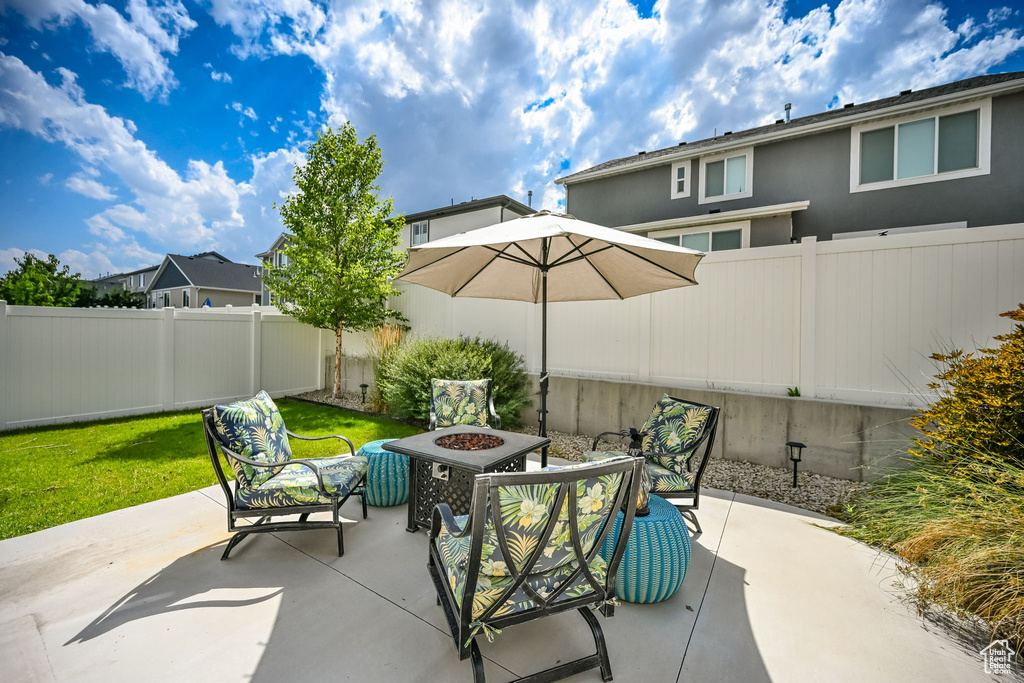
[
  {"left": 256, "top": 194, "right": 534, "bottom": 307},
  {"left": 146, "top": 252, "right": 262, "bottom": 308},
  {"left": 557, "top": 72, "right": 1024, "bottom": 251}
]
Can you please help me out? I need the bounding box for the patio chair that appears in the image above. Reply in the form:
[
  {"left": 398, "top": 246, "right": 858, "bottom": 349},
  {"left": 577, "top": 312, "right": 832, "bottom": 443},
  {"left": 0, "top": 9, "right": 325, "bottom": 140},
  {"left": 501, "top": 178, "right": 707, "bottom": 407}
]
[
  {"left": 587, "top": 394, "right": 719, "bottom": 534},
  {"left": 428, "top": 454, "right": 644, "bottom": 683},
  {"left": 429, "top": 378, "right": 501, "bottom": 430},
  {"left": 201, "top": 391, "right": 368, "bottom": 560}
]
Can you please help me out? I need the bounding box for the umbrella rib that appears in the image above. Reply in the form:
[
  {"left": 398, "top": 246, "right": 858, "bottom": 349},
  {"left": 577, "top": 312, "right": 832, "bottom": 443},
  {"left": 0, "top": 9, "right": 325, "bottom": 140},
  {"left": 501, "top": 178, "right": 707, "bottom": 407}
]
[
  {"left": 398, "top": 246, "right": 473, "bottom": 278},
  {"left": 508, "top": 242, "right": 544, "bottom": 267},
  {"left": 611, "top": 245, "right": 700, "bottom": 285},
  {"left": 548, "top": 245, "right": 614, "bottom": 268},
  {"left": 452, "top": 249, "right": 504, "bottom": 297},
  {"left": 547, "top": 238, "right": 596, "bottom": 267}
]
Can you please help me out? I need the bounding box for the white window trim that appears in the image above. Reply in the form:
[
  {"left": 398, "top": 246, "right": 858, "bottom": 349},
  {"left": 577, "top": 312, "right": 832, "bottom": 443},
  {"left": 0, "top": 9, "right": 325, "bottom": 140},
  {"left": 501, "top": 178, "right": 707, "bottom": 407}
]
[
  {"left": 411, "top": 220, "right": 429, "bottom": 245},
  {"left": 698, "top": 147, "right": 754, "bottom": 204},
  {"left": 849, "top": 98, "right": 991, "bottom": 193},
  {"left": 647, "top": 220, "right": 751, "bottom": 250},
  {"left": 670, "top": 160, "right": 691, "bottom": 200}
]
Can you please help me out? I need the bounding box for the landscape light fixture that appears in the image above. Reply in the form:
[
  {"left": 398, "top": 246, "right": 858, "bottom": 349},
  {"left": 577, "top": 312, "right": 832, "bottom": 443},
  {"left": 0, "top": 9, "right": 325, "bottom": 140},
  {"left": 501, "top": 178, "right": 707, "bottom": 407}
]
[
  {"left": 359, "top": 383, "right": 369, "bottom": 405},
  {"left": 786, "top": 441, "right": 805, "bottom": 488}
]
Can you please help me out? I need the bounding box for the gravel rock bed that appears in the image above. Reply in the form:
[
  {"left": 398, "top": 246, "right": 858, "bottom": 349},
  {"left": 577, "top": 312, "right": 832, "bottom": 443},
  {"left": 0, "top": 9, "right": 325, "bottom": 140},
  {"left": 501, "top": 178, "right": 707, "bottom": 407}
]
[{"left": 291, "top": 390, "right": 860, "bottom": 516}]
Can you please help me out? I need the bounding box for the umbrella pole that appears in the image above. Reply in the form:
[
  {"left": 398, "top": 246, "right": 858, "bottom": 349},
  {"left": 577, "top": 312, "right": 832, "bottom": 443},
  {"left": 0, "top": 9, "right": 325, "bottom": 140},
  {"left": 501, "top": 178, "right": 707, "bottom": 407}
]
[{"left": 540, "top": 268, "right": 549, "bottom": 468}]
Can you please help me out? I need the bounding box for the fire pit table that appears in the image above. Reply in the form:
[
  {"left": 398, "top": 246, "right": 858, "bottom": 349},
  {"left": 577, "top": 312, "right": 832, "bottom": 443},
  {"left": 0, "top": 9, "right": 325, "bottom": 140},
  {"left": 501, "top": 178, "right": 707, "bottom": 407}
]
[{"left": 382, "top": 425, "right": 550, "bottom": 532}]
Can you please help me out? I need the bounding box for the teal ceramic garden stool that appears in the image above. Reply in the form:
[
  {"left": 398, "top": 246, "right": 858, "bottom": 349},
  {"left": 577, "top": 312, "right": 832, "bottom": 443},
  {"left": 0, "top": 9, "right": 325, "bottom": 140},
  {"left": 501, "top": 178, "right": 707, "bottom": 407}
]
[
  {"left": 357, "top": 439, "right": 408, "bottom": 507},
  {"left": 599, "top": 494, "right": 691, "bottom": 603}
]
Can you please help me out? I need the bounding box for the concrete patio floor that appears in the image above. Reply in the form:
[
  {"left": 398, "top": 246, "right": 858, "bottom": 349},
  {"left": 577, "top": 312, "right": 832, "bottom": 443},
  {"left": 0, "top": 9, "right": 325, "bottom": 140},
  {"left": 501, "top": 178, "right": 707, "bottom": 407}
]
[{"left": 0, "top": 457, "right": 1001, "bottom": 682}]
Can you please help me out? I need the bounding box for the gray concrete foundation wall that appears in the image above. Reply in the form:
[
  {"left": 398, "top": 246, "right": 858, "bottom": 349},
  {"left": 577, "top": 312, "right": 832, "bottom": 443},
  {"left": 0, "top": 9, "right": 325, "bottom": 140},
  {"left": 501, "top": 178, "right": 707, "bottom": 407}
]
[
  {"left": 325, "top": 356, "right": 917, "bottom": 483},
  {"left": 519, "top": 374, "right": 917, "bottom": 483}
]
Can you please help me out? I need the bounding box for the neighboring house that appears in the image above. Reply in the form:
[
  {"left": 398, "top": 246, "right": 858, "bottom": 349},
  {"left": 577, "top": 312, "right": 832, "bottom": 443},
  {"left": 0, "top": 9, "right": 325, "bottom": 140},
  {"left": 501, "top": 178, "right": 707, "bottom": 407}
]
[
  {"left": 255, "top": 232, "right": 290, "bottom": 306},
  {"left": 556, "top": 72, "right": 1024, "bottom": 251},
  {"left": 256, "top": 194, "right": 535, "bottom": 307},
  {"left": 88, "top": 264, "right": 160, "bottom": 301},
  {"left": 398, "top": 194, "right": 534, "bottom": 248},
  {"left": 146, "top": 252, "right": 262, "bottom": 308}
]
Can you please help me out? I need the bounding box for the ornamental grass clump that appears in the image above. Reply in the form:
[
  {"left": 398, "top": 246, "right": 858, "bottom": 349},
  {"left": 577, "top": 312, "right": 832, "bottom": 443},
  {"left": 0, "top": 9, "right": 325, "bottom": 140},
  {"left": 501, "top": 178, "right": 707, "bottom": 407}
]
[
  {"left": 839, "top": 304, "right": 1024, "bottom": 649},
  {"left": 366, "top": 323, "right": 405, "bottom": 413},
  {"left": 378, "top": 336, "right": 531, "bottom": 428}
]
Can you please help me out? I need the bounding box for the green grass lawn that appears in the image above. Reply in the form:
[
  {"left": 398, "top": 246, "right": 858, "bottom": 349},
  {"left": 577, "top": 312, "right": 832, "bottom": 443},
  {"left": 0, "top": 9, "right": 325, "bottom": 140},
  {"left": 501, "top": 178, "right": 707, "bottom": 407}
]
[{"left": 0, "top": 399, "right": 421, "bottom": 541}]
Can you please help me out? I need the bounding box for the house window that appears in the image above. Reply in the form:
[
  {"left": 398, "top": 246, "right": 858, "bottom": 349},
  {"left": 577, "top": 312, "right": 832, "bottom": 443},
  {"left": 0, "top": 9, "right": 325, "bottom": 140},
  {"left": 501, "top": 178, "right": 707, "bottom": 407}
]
[
  {"left": 139, "top": 273, "right": 146, "bottom": 288},
  {"left": 851, "top": 100, "right": 990, "bottom": 192},
  {"left": 162, "top": 293, "right": 169, "bottom": 307},
  {"left": 182, "top": 290, "right": 190, "bottom": 308},
  {"left": 670, "top": 160, "right": 691, "bottom": 199},
  {"left": 412, "top": 221, "right": 429, "bottom": 245},
  {"left": 651, "top": 226, "right": 745, "bottom": 253},
  {"left": 698, "top": 148, "right": 753, "bottom": 204},
  {"left": 275, "top": 251, "right": 288, "bottom": 268}
]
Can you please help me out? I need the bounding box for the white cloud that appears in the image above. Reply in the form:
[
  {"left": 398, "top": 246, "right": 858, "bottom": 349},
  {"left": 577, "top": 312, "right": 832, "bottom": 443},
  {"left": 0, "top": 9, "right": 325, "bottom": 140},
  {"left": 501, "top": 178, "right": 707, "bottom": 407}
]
[
  {"left": 198, "top": 0, "right": 1024, "bottom": 219},
  {"left": 3, "top": 0, "right": 196, "bottom": 99},
  {"left": 0, "top": 55, "right": 259, "bottom": 252},
  {"left": 203, "top": 61, "right": 233, "bottom": 83},
  {"left": 230, "top": 101, "right": 257, "bottom": 121},
  {"left": 38, "top": 172, "right": 54, "bottom": 185},
  {"left": 66, "top": 174, "right": 117, "bottom": 200}
]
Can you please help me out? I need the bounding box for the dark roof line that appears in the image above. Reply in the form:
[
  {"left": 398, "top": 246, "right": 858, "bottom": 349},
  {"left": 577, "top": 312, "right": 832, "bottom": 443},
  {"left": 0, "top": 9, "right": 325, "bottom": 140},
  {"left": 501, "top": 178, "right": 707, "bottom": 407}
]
[
  {"left": 558, "top": 71, "right": 1024, "bottom": 184},
  {"left": 395, "top": 194, "right": 534, "bottom": 224}
]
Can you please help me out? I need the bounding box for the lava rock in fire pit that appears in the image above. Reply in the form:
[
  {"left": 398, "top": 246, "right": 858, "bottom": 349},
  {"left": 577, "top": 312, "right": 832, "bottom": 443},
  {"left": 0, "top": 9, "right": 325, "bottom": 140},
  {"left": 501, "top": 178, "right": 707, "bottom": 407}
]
[{"left": 434, "top": 432, "right": 505, "bottom": 451}]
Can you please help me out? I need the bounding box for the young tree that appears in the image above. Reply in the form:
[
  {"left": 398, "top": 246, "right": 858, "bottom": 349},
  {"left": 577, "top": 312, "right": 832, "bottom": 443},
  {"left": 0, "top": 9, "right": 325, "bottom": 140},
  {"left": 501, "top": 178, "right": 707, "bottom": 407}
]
[
  {"left": 0, "top": 253, "right": 81, "bottom": 306},
  {"left": 264, "top": 123, "right": 406, "bottom": 398}
]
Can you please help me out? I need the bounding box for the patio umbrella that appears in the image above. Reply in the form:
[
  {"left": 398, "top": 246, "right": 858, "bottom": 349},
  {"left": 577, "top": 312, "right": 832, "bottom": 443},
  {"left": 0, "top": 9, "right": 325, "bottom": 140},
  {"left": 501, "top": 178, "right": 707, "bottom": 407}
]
[{"left": 395, "top": 210, "right": 705, "bottom": 466}]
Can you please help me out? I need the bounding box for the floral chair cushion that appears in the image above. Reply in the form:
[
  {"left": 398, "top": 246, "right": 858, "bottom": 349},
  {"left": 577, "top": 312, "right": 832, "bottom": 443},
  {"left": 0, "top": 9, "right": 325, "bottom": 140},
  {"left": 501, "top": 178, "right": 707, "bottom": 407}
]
[
  {"left": 431, "top": 379, "right": 491, "bottom": 428},
  {"left": 213, "top": 391, "right": 292, "bottom": 488},
  {"left": 235, "top": 455, "right": 368, "bottom": 510},
  {"left": 435, "top": 462, "right": 626, "bottom": 579},
  {"left": 436, "top": 523, "right": 609, "bottom": 619},
  {"left": 649, "top": 461, "right": 695, "bottom": 494},
  {"left": 641, "top": 395, "right": 713, "bottom": 475},
  {"left": 584, "top": 451, "right": 694, "bottom": 495}
]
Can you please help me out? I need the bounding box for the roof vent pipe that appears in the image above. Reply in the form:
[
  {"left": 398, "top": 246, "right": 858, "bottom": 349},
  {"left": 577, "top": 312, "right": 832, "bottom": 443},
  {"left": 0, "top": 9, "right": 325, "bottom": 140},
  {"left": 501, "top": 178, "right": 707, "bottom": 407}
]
[
  {"left": 528, "top": 190, "right": 533, "bottom": 207},
  {"left": 784, "top": 102, "right": 792, "bottom": 123}
]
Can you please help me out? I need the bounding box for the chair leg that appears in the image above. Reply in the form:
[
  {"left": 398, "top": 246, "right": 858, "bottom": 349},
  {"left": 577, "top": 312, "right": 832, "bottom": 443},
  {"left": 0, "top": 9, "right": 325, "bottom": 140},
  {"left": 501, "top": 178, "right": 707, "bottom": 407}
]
[
  {"left": 681, "top": 509, "right": 702, "bottom": 535},
  {"left": 580, "top": 607, "right": 613, "bottom": 682},
  {"left": 361, "top": 488, "right": 368, "bottom": 519},
  {"left": 336, "top": 523, "right": 345, "bottom": 557},
  {"left": 221, "top": 531, "right": 249, "bottom": 560},
  {"left": 469, "top": 639, "right": 486, "bottom": 683}
]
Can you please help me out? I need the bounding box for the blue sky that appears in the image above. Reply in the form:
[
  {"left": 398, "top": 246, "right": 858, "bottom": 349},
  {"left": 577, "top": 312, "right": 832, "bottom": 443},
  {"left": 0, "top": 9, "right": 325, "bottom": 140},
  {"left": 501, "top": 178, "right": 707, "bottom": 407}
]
[{"left": 1, "top": 0, "right": 1023, "bottom": 278}]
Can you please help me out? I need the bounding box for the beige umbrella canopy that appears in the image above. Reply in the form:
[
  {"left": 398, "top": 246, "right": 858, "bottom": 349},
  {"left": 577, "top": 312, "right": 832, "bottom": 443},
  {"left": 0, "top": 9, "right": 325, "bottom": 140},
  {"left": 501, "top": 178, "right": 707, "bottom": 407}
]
[{"left": 396, "top": 210, "right": 705, "bottom": 465}]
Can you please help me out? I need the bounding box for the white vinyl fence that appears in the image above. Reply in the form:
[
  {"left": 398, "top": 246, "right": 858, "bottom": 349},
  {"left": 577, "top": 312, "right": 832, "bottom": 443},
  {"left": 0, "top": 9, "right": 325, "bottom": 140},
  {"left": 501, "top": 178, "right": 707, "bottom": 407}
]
[
  {"left": 0, "top": 305, "right": 330, "bottom": 429},
  {"left": 388, "top": 224, "right": 1024, "bottom": 408}
]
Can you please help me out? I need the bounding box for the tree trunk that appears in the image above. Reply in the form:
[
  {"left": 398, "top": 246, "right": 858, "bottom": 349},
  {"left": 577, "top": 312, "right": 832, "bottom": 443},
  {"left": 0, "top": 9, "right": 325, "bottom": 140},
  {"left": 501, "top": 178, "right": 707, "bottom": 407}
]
[{"left": 334, "top": 323, "right": 343, "bottom": 399}]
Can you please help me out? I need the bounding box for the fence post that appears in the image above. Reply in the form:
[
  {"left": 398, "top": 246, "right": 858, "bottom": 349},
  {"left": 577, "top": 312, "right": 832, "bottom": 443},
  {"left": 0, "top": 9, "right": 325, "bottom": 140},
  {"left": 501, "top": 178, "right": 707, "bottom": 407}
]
[
  {"left": 160, "top": 307, "right": 175, "bottom": 410},
  {"left": 0, "top": 301, "right": 8, "bottom": 429},
  {"left": 799, "top": 236, "right": 817, "bottom": 399},
  {"left": 251, "top": 309, "right": 262, "bottom": 395}
]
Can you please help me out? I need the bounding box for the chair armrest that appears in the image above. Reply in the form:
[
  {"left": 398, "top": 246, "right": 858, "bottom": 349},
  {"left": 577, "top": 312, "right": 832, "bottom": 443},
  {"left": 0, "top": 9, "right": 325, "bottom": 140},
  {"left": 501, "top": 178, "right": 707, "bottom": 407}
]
[
  {"left": 591, "top": 430, "right": 629, "bottom": 451},
  {"left": 217, "top": 444, "right": 329, "bottom": 493},
  {"left": 430, "top": 503, "right": 469, "bottom": 540},
  {"left": 285, "top": 430, "right": 356, "bottom": 456}
]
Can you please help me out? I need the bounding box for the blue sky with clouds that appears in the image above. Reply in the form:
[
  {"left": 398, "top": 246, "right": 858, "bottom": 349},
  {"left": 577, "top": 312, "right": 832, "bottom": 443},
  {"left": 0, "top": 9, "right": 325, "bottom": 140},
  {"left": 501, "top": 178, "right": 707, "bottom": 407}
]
[{"left": 1, "top": 0, "right": 1022, "bottom": 278}]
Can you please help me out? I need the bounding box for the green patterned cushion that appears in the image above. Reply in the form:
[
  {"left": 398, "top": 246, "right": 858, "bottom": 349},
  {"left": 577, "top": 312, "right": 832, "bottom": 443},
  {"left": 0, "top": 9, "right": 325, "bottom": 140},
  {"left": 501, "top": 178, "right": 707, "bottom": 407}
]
[
  {"left": 235, "top": 456, "right": 368, "bottom": 510},
  {"left": 431, "top": 379, "right": 490, "bottom": 428},
  {"left": 213, "top": 391, "right": 292, "bottom": 488},
  {"left": 649, "top": 461, "right": 696, "bottom": 494},
  {"left": 438, "top": 536, "right": 608, "bottom": 619},
  {"left": 435, "top": 463, "right": 625, "bottom": 579},
  {"left": 641, "top": 395, "right": 713, "bottom": 475}
]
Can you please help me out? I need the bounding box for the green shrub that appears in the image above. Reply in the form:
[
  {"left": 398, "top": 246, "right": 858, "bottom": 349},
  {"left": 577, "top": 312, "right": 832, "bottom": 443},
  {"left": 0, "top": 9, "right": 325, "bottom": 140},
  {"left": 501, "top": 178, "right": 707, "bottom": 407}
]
[
  {"left": 910, "top": 303, "right": 1024, "bottom": 470},
  {"left": 379, "top": 336, "right": 531, "bottom": 428}
]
